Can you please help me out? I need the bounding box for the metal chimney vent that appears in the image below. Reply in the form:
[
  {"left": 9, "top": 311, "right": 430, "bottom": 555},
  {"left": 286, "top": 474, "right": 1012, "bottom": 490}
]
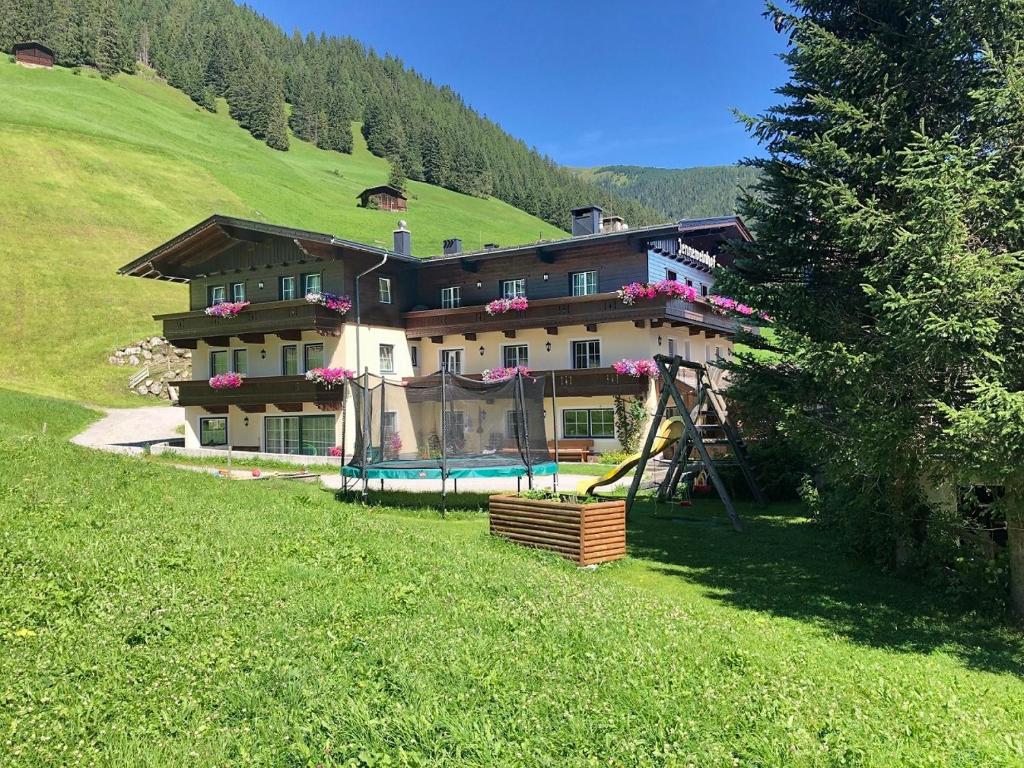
[
  {"left": 570, "top": 205, "right": 603, "bottom": 237},
  {"left": 443, "top": 238, "right": 462, "bottom": 256},
  {"left": 393, "top": 220, "right": 411, "bottom": 256}
]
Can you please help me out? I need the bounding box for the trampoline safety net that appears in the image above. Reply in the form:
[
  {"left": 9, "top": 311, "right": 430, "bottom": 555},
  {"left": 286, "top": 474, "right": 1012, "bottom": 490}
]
[{"left": 345, "top": 371, "right": 554, "bottom": 479}]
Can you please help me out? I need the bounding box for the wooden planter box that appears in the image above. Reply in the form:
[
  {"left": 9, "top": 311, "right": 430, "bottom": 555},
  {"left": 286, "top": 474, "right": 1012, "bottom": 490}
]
[{"left": 488, "top": 495, "right": 626, "bottom": 566}]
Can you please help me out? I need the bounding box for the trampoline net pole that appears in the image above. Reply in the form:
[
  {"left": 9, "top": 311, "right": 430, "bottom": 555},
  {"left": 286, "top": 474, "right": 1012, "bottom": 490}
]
[
  {"left": 440, "top": 367, "right": 448, "bottom": 505},
  {"left": 361, "top": 368, "right": 369, "bottom": 497},
  {"left": 516, "top": 370, "right": 534, "bottom": 490},
  {"left": 550, "top": 370, "right": 559, "bottom": 495}
]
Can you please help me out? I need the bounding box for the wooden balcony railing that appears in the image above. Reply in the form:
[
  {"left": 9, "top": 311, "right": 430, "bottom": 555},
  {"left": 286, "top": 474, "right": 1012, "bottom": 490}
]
[
  {"left": 401, "top": 292, "right": 738, "bottom": 339},
  {"left": 174, "top": 375, "right": 345, "bottom": 413},
  {"left": 155, "top": 300, "right": 346, "bottom": 347},
  {"left": 406, "top": 367, "right": 649, "bottom": 398}
]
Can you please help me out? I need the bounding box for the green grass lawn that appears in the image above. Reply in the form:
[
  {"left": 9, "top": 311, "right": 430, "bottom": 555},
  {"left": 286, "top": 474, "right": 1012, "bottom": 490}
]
[
  {"left": 2, "top": 388, "right": 1023, "bottom": 766},
  {"left": 0, "top": 61, "right": 565, "bottom": 407}
]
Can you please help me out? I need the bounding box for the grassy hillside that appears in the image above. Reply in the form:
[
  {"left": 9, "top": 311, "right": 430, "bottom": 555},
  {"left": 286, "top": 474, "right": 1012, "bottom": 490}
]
[
  {"left": 579, "top": 164, "right": 760, "bottom": 221},
  {"left": 0, "top": 61, "right": 565, "bottom": 406},
  {"left": 2, "top": 387, "right": 1023, "bottom": 765}
]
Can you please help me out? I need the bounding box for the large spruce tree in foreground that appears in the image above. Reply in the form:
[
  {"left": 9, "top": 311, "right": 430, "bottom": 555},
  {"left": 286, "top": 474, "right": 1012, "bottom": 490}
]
[{"left": 725, "top": 1, "right": 1024, "bottom": 616}]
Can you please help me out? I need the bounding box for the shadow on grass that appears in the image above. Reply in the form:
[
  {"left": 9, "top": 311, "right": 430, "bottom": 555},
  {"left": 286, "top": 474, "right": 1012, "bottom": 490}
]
[
  {"left": 334, "top": 488, "right": 491, "bottom": 520},
  {"left": 626, "top": 498, "right": 1024, "bottom": 676}
]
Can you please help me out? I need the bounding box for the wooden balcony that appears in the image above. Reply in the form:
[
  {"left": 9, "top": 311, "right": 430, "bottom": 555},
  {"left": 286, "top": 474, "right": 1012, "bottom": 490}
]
[
  {"left": 174, "top": 375, "right": 345, "bottom": 413},
  {"left": 401, "top": 292, "right": 739, "bottom": 340},
  {"left": 155, "top": 300, "right": 346, "bottom": 348}
]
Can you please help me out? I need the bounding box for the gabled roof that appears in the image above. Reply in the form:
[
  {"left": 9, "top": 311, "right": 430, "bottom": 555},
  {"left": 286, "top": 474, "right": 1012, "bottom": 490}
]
[
  {"left": 357, "top": 185, "right": 406, "bottom": 200},
  {"left": 13, "top": 40, "right": 54, "bottom": 55},
  {"left": 116, "top": 214, "right": 419, "bottom": 282}
]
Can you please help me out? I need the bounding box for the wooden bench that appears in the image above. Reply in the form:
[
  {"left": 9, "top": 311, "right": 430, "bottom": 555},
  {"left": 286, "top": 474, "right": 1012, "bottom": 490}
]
[{"left": 548, "top": 439, "right": 595, "bottom": 463}]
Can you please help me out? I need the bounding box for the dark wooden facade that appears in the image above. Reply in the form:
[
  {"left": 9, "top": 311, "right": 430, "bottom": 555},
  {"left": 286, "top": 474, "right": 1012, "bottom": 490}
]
[
  {"left": 13, "top": 41, "right": 54, "bottom": 68},
  {"left": 406, "top": 367, "right": 648, "bottom": 399},
  {"left": 175, "top": 375, "right": 344, "bottom": 412},
  {"left": 358, "top": 185, "right": 407, "bottom": 211}
]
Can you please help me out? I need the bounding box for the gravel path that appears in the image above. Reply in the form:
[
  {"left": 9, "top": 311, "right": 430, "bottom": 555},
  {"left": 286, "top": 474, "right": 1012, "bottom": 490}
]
[{"left": 72, "top": 405, "right": 184, "bottom": 455}]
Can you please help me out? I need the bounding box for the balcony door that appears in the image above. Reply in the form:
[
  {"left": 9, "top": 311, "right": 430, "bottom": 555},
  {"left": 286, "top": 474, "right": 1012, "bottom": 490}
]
[{"left": 265, "top": 415, "right": 335, "bottom": 455}]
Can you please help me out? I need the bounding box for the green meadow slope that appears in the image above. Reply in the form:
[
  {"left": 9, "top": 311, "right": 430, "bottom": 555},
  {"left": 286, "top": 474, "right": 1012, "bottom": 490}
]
[{"left": 0, "top": 61, "right": 564, "bottom": 406}]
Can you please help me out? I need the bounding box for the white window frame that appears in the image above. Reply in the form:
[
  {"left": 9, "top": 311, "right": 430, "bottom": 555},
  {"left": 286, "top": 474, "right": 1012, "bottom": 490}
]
[
  {"left": 569, "top": 338, "right": 601, "bottom": 370},
  {"left": 501, "top": 278, "right": 526, "bottom": 299},
  {"left": 440, "top": 348, "right": 464, "bottom": 374},
  {"left": 279, "top": 275, "right": 297, "bottom": 301},
  {"left": 209, "top": 285, "right": 227, "bottom": 306},
  {"left": 378, "top": 277, "right": 392, "bottom": 304},
  {"left": 232, "top": 348, "right": 248, "bottom": 375},
  {"left": 570, "top": 270, "right": 597, "bottom": 296},
  {"left": 302, "top": 272, "right": 322, "bottom": 295},
  {"left": 230, "top": 282, "right": 246, "bottom": 303},
  {"left": 561, "top": 408, "right": 615, "bottom": 439},
  {"left": 379, "top": 343, "right": 395, "bottom": 374},
  {"left": 199, "top": 416, "right": 228, "bottom": 447},
  {"left": 501, "top": 344, "right": 529, "bottom": 369},
  {"left": 667, "top": 338, "right": 676, "bottom": 358},
  {"left": 441, "top": 286, "right": 461, "bottom": 309}
]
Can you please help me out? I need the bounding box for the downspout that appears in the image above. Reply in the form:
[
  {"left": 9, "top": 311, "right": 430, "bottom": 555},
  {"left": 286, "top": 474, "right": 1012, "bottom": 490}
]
[{"left": 351, "top": 250, "right": 390, "bottom": 378}]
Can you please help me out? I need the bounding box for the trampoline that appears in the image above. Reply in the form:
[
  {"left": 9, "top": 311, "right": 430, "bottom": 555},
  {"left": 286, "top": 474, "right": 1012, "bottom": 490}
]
[{"left": 342, "top": 369, "right": 556, "bottom": 494}]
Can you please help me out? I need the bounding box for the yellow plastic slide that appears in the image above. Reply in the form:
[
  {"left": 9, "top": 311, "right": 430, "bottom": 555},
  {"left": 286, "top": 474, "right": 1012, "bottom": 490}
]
[{"left": 577, "top": 417, "right": 685, "bottom": 496}]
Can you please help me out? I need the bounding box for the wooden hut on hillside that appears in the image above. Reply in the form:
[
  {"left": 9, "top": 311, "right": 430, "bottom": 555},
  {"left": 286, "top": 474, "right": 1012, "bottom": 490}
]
[
  {"left": 13, "top": 41, "right": 54, "bottom": 68},
  {"left": 357, "top": 185, "right": 407, "bottom": 212}
]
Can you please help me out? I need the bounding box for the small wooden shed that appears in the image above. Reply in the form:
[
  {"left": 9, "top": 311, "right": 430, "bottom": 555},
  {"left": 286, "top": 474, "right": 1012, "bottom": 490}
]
[
  {"left": 13, "top": 41, "right": 54, "bottom": 68},
  {"left": 357, "top": 185, "right": 407, "bottom": 212}
]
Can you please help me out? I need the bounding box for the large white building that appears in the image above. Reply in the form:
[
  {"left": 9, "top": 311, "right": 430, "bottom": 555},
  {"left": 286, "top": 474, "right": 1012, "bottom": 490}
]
[{"left": 118, "top": 206, "right": 752, "bottom": 459}]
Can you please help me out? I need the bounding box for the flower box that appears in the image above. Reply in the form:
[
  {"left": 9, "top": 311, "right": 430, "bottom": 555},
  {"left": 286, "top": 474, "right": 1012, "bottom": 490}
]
[
  {"left": 481, "top": 365, "right": 531, "bottom": 382},
  {"left": 204, "top": 301, "right": 250, "bottom": 318},
  {"left": 488, "top": 494, "right": 626, "bottom": 566},
  {"left": 612, "top": 358, "right": 658, "bottom": 378},
  {"left": 305, "top": 291, "right": 352, "bottom": 314},
  {"left": 209, "top": 372, "right": 243, "bottom": 389},
  {"left": 305, "top": 367, "right": 354, "bottom": 388},
  {"left": 485, "top": 296, "right": 529, "bottom": 315}
]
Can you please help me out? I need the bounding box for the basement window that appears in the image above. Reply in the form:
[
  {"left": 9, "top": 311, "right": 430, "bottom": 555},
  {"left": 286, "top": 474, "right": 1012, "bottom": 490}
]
[{"left": 199, "top": 417, "right": 228, "bottom": 447}]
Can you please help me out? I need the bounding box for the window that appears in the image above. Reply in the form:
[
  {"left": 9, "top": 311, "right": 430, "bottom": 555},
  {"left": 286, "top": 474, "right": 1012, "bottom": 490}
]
[
  {"left": 501, "top": 278, "right": 525, "bottom": 299},
  {"left": 199, "top": 417, "right": 228, "bottom": 447},
  {"left": 442, "top": 410, "right": 466, "bottom": 438},
  {"left": 410, "top": 346, "right": 418, "bottom": 368},
  {"left": 684, "top": 341, "right": 692, "bottom": 361},
  {"left": 571, "top": 340, "right": 601, "bottom": 369},
  {"left": 502, "top": 344, "right": 528, "bottom": 368},
  {"left": 282, "top": 345, "right": 298, "bottom": 376},
  {"left": 378, "top": 277, "right": 392, "bottom": 304},
  {"left": 208, "top": 285, "right": 226, "bottom": 306},
  {"left": 685, "top": 278, "right": 694, "bottom": 288},
  {"left": 279, "top": 276, "right": 297, "bottom": 301},
  {"left": 590, "top": 409, "right": 615, "bottom": 437},
  {"left": 441, "top": 286, "right": 461, "bottom": 309},
  {"left": 379, "top": 344, "right": 395, "bottom": 374},
  {"left": 230, "top": 282, "right": 246, "bottom": 303},
  {"left": 232, "top": 349, "right": 248, "bottom": 375},
  {"left": 265, "top": 415, "right": 335, "bottom": 456},
  {"left": 667, "top": 338, "right": 676, "bottom": 358},
  {"left": 382, "top": 411, "right": 398, "bottom": 440},
  {"left": 505, "top": 410, "right": 524, "bottom": 439},
  {"left": 304, "top": 343, "right": 324, "bottom": 372},
  {"left": 562, "top": 408, "right": 615, "bottom": 438},
  {"left": 701, "top": 283, "right": 709, "bottom": 297},
  {"left": 302, "top": 273, "right": 322, "bottom": 295},
  {"left": 666, "top": 270, "right": 677, "bottom": 282},
  {"left": 209, "top": 350, "right": 229, "bottom": 376},
  {"left": 440, "top": 348, "right": 463, "bottom": 374},
  {"left": 571, "top": 270, "right": 597, "bottom": 296}
]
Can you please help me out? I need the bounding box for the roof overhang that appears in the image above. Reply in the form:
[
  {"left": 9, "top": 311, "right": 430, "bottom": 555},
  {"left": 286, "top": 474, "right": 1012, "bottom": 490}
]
[{"left": 117, "top": 214, "right": 416, "bottom": 283}]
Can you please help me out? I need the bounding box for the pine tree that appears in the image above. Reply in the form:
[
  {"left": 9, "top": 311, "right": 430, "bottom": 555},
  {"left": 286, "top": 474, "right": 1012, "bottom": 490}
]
[{"left": 724, "top": 0, "right": 1024, "bottom": 615}]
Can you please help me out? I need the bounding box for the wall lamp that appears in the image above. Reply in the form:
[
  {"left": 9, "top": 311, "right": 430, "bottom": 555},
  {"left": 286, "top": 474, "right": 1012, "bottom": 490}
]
[
  {"left": 545, "top": 341, "right": 552, "bottom": 352},
  {"left": 658, "top": 335, "right": 662, "bottom": 346},
  {"left": 479, "top": 346, "right": 485, "bottom": 356},
  {"left": 475, "top": 280, "right": 482, "bottom": 289},
  {"left": 543, "top": 272, "right": 549, "bottom": 281},
  {"left": 257, "top": 280, "right": 265, "bottom": 290},
  {"left": 243, "top": 416, "right": 250, "bottom": 427},
  {"left": 260, "top": 349, "right": 267, "bottom": 359}
]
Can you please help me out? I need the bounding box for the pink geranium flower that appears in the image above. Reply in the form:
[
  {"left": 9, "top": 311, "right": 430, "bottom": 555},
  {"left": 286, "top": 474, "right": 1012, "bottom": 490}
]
[
  {"left": 485, "top": 297, "right": 529, "bottom": 315},
  {"left": 204, "top": 301, "right": 250, "bottom": 318},
  {"left": 612, "top": 359, "right": 659, "bottom": 378},
  {"left": 209, "top": 372, "right": 244, "bottom": 389}
]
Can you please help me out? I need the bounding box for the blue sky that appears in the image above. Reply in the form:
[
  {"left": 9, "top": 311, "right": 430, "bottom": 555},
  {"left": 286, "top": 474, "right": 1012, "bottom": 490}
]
[{"left": 246, "top": 0, "right": 789, "bottom": 169}]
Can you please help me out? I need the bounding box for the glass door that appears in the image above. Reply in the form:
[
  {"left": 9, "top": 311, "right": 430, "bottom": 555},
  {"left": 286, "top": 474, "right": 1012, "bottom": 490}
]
[{"left": 265, "top": 416, "right": 299, "bottom": 454}]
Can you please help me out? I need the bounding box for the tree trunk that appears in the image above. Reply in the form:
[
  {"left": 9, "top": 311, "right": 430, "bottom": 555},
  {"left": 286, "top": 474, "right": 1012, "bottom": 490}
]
[{"left": 1009, "top": 514, "right": 1024, "bottom": 622}]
